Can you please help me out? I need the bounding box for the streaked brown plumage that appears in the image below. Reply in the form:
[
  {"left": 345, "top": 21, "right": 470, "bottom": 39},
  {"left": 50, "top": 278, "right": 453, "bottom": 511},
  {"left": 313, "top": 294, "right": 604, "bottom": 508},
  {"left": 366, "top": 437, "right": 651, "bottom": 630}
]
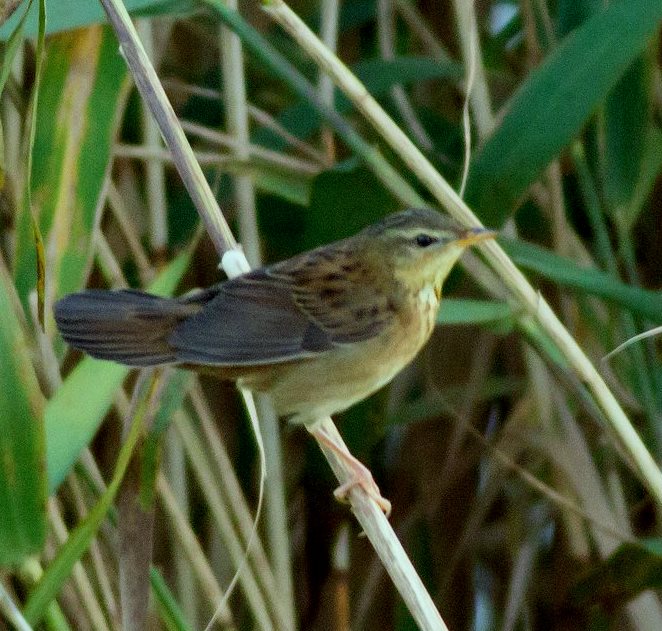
[
  {"left": 55, "top": 208, "right": 493, "bottom": 423},
  {"left": 55, "top": 208, "right": 494, "bottom": 512}
]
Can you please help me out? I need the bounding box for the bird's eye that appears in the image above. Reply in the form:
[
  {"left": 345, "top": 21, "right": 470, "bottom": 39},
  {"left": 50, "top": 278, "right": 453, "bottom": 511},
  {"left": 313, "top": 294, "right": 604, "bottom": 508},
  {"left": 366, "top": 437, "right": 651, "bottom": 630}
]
[{"left": 415, "top": 234, "right": 438, "bottom": 248}]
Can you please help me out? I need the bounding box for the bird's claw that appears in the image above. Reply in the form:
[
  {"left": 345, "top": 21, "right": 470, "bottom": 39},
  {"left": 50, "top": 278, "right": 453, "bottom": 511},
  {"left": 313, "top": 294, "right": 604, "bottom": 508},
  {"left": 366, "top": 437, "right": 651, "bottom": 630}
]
[
  {"left": 333, "top": 473, "right": 392, "bottom": 517},
  {"left": 310, "top": 424, "right": 392, "bottom": 517}
]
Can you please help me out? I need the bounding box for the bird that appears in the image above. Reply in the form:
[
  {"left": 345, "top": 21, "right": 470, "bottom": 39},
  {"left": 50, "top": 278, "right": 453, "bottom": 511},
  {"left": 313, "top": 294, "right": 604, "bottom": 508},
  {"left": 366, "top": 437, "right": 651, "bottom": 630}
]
[{"left": 55, "top": 208, "right": 495, "bottom": 513}]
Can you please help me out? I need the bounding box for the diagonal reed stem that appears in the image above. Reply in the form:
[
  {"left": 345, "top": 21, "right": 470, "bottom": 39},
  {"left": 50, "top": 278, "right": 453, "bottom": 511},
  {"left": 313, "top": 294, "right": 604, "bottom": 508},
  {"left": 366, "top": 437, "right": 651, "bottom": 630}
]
[
  {"left": 260, "top": 0, "right": 662, "bottom": 510},
  {"left": 97, "top": 1, "right": 447, "bottom": 629},
  {"left": 311, "top": 417, "right": 449, "bottom": 631}
]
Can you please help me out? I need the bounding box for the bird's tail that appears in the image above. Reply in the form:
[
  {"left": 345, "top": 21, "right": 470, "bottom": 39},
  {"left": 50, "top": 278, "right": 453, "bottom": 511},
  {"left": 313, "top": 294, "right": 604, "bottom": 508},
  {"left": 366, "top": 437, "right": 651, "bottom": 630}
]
[{"left": 54, "top": 289, "right": 207, "bottom": 366}]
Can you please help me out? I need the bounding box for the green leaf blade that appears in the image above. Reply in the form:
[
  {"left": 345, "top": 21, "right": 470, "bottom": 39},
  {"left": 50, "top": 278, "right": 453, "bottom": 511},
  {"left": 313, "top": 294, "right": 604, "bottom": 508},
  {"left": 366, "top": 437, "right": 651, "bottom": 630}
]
[
  {"left": 436, "top": 298, "right": 514, "bottom": 326},
  {"left": 502, "top": 238, "right": 662, "bottom": 323},
  {"left": 466, "top": 0, "right": 662, "bottom": 225},
  {"left": 0, "top": 264, "right": 46, "bottom": 566},
  {"left": 14, "top": 26, "right": 129, "bottom": 310},
  {"left": 0, "top": 0, "right": 192, "bottom": 39},
  {"left": 46, "top": 252, "right": 191, "bottom": 493}
]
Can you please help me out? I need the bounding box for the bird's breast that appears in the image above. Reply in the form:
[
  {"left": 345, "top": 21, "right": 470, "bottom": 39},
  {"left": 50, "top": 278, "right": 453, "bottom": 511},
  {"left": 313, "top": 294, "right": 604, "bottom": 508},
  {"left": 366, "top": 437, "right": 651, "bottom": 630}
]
[{"left": 237, "top": 282, "right": 442, "bottom": 424}]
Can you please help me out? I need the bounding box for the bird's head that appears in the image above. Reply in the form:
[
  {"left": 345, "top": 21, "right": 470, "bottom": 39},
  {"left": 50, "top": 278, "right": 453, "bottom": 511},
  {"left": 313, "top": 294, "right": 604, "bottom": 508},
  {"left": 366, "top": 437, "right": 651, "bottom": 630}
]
[{"left": 359, "top": 208, "right": 496, "bottom": 289}]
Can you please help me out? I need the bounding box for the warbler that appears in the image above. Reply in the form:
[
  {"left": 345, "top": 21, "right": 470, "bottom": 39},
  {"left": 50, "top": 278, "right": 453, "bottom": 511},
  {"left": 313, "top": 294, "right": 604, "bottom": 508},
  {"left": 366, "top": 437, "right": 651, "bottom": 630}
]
[{"left": 55, "top": 208, "right": 494, "bottom": 511}]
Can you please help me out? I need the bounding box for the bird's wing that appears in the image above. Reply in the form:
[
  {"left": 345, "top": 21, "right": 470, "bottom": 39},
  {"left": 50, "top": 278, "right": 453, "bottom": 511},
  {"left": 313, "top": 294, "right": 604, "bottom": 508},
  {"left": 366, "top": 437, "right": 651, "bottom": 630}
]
[
  {"left": 286, "top": 247, "right": 393, "bottom": 345},
  {"left": 169, "top": 246, "right": 391, "bottom": 366}
]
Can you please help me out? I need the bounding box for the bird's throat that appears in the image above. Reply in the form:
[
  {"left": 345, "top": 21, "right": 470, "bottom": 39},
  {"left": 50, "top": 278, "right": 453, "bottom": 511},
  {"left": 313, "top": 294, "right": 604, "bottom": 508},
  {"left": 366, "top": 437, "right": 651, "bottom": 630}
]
[
  {"left": 417, "top": 283, "right": 441, "bottom": 310},
  {"left": 412, "top": 281, "right": 442, "bottom": 345}
]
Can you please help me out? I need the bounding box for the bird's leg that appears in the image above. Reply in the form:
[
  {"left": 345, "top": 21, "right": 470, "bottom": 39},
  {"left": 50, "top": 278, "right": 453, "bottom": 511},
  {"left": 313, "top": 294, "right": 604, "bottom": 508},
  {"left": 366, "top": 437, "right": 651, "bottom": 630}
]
[{"left": 308, "top": 425, "right": 392, "bottom": 517}]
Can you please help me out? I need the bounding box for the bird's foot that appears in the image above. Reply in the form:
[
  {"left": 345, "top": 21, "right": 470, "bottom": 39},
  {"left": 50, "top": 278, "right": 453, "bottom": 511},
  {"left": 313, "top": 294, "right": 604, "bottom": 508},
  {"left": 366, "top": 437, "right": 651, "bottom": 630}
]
[
  {"left": 333, "top": 472, "right": 392, "bottom": 517},
  {"left": 310, "top": 425, "right": 392, "bottom": 517}
]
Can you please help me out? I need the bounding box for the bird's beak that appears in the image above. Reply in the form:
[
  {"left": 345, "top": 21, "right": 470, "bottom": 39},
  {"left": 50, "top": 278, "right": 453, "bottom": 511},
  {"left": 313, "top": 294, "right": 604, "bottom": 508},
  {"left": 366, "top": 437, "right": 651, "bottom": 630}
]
[{"left": 455, "top": 226, "right": 497, "bottom": 247}]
